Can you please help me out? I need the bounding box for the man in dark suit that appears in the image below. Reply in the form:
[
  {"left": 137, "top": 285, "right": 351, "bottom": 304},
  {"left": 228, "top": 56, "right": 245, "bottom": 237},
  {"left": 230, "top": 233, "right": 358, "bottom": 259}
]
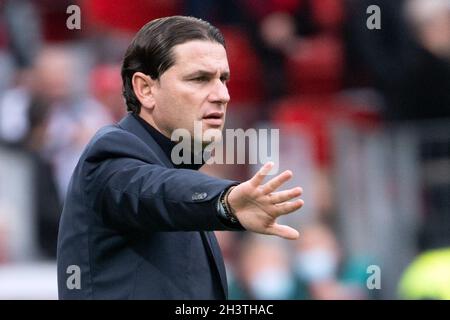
[{"left": 57, "top": 16, "right": 304, "bottom": 299}]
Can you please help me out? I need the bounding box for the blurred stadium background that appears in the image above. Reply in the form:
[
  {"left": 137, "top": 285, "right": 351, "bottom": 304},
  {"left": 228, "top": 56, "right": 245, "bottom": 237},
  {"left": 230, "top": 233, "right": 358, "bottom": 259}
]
[{"left": 0, "top": 0, "right": 449, "bottom": 299}]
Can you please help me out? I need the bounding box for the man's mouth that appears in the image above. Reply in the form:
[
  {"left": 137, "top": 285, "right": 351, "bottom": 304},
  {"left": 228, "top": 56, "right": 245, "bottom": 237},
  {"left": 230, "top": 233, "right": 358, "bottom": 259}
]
[{"left": 202, "top": 112, "right": 224, "bottom": 126}]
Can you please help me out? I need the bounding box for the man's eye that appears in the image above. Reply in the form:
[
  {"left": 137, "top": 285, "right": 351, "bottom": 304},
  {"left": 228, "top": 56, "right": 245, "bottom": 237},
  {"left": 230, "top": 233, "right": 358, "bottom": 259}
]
[{"left": 192, "top": 77, "right": 208, "bottom": 82}]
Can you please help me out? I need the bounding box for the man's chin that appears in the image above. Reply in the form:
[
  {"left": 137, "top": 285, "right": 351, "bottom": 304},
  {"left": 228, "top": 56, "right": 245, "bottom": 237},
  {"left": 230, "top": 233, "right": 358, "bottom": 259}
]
[{"left": 201, "top": 128, "right": 223, "bottom": 145}]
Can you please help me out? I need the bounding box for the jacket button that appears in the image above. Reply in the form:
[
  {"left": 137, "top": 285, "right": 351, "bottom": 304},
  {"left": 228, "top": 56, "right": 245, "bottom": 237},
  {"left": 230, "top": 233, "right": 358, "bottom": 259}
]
[{"left": 192, "top": 192, "right": 207, "bottom": 201}]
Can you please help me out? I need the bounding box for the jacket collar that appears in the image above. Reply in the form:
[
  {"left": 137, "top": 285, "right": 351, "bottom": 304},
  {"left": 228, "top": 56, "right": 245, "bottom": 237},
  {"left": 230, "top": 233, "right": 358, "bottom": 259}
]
[
  {"left": 117, "top": 113, "right": 174, "bottom": 168},
  {"left": 118, "top": 113, "right": 204, "bottom": 170}
]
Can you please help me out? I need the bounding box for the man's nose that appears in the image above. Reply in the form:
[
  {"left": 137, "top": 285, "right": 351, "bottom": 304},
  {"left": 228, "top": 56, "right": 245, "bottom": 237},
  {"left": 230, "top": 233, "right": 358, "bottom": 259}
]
[{"left": 208, "top": 80, "right": 230, "bottom": 104}]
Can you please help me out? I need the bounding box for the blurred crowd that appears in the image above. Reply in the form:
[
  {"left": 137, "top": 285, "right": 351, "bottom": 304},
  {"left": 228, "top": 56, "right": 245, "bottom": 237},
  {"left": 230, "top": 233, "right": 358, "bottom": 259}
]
[{"left": 0, "top": 0, "right": 449, "bottom": 299}]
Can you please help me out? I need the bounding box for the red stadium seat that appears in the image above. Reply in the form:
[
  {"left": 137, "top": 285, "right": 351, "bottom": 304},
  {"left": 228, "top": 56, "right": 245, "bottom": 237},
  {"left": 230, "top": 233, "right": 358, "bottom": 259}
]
[{"left": 82, "top": 0, "right": 181, "bottom": 33}]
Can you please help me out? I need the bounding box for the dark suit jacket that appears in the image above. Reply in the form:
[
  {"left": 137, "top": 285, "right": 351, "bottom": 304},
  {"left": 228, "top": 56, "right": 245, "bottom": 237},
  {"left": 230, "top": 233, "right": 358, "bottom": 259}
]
[{"left": 57, "top": 114, "right": 239, "bottom": 299}]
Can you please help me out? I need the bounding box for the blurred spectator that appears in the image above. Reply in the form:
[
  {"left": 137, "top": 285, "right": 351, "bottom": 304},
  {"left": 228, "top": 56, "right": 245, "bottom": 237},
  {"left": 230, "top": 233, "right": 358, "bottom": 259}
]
[
  {"left": 1, "top": 45, "right": 75, "bottom": 144},
  {"left": 34, "top": 46, "right": 111, "bottom": 197},
  {"left": 293, "top": 223, "right": 369, "bottom": 299},
  {"left": 0, "top": 45, "right": 112, "bottom": 198},
  {"left": 403, "top": 0, "right": 450, "bottom": 252},
  {"left": 21, "top": 99, "right": 61, "bottom": 258},
  {"left": 0, "top": 97, "right": 61, "bottom": 259},
  {"left": 406, "top": 0, "right": 450, "bottom": 61},
  {"left": 230, "top": 235, "right": 298, "bottom": 299},
  {"left": 346, "top": 0, "right": 450, "bottom": 120}
]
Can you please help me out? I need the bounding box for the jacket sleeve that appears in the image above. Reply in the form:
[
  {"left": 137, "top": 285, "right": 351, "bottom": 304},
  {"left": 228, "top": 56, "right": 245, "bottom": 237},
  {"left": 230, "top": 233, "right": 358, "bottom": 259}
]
[{"left": 82, "top": 130, "right": 240, "bottom": 233}]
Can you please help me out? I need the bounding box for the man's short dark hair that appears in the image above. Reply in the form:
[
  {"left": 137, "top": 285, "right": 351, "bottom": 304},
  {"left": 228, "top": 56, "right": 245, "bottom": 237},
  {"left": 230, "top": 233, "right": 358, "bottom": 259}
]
[{"left": 121, "top": 16, "right": 226, "bottom": 114}]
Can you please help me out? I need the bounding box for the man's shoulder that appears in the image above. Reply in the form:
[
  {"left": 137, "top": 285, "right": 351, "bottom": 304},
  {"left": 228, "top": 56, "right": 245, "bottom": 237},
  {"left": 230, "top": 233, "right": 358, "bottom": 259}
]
[
  {"left": 88, "top": 124, "right": 129, "bottom": 145},
  {"left": 82, "top": 124, "right": 151, "bottom": 162}
]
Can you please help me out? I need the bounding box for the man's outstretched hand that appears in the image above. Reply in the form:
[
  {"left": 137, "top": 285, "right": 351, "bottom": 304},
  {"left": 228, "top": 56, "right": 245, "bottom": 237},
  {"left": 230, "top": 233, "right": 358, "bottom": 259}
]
[{"left": 227, "top": 162, "right": 304, "bottom": 240}]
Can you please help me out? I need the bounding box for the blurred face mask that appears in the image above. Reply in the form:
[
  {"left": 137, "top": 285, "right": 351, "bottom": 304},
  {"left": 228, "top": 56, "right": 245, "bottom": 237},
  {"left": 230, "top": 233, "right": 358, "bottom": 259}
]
[
  {"left": 294, "top": 248, "right": 338, "bottom": 283},
  {"left": 249, "top": 267, "right": 295, "bottom": 300}
]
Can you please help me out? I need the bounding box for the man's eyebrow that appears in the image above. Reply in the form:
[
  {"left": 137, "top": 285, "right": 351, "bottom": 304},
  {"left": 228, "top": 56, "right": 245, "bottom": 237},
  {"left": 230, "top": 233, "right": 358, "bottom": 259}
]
[{"left": 185, "top": 70, "right": 230, "bottom": 79}]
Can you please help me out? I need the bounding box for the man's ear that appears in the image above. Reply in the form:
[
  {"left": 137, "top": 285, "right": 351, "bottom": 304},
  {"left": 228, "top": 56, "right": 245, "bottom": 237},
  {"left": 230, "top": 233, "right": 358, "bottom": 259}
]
[{"left": 132, "top": 72, "right": 157, "bottom": 110}]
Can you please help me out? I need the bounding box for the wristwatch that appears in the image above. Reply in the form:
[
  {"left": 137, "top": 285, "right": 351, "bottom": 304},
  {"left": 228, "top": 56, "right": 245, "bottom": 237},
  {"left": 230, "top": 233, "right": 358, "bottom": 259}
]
[{"left": 216, "top": 186, "right": 241, "bottom": 226}]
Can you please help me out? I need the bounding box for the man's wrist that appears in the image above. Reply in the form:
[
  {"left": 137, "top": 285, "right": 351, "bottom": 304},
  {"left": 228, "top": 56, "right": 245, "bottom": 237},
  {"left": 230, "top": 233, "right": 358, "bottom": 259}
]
[
  {"left": 223, "top": 186, "right": 237, "bottom": 221},
  {"left": 216, "top": 186, "right": 242, "bottom": 228}
]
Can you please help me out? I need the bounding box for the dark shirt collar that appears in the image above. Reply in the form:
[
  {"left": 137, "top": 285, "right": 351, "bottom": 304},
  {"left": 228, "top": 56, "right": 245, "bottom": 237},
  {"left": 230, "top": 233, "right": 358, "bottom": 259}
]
[{"left": 132, "top": 114, "right": 204, "bottom": 170}]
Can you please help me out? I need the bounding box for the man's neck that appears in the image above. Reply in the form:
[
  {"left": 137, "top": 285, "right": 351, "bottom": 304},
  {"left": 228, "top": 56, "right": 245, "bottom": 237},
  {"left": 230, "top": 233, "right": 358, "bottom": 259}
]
[
  {"left": 132, "top": 113, "right": 205, "bottom": 170},
  {"left": 138, "top": 111, "right": 171, "bottom": 140}
]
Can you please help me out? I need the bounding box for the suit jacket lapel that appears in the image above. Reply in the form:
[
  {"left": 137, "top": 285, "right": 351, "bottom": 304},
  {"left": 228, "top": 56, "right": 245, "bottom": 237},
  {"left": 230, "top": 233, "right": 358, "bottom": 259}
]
[{"left": 201, "top": 231, "right": 228, "bottom": 298}]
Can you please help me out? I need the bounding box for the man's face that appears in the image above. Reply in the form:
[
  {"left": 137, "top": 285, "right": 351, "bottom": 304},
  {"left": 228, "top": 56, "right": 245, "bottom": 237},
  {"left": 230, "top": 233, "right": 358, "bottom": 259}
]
[{"left": 147, "top": 40, "right": 230, "bottom": 143}]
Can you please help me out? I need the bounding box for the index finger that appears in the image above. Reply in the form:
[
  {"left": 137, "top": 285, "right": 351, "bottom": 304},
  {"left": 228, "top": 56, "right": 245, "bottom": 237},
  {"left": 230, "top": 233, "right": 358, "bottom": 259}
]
[
  {"left": 261, "top": 170, "right": 293, "bottom": 194},
  {"left": 249, "top": 162, "right": 274, "bottom": 186}
]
